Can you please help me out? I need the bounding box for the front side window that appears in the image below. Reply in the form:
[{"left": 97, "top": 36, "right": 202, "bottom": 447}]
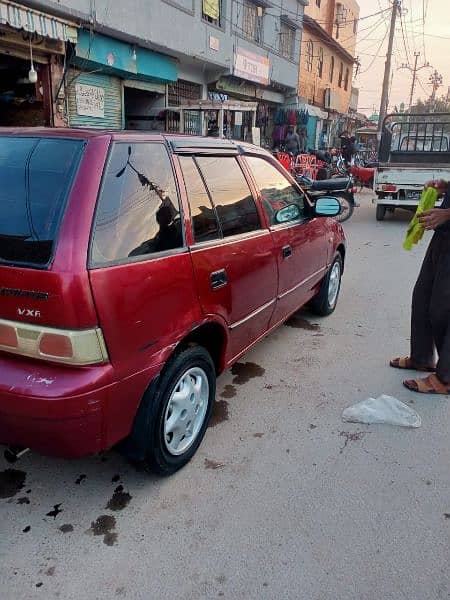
[
  {"left": 196, "top": 157, "right": 261, "bottom": 237},
  {"left": 179, "top": 156, "right": 220, "bottom": 243},
  {"left": 245, "top": 156, "right": 306, "bottom": 225},
  {"left": 91, "top": 143, "right": 183, "bottom": 266},
  {"left": 243, "top": 0, "right": 263, "bottom": 44},
  {"left": 202, "top": 0, "right": 222, "bottom": 27}
]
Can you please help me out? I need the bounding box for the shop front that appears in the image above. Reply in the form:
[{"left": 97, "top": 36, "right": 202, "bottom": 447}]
[
  {"left": 0, "top": 0, "right": 77, "bottom": 127},
  {"left": 67, "top": 29, "right": 177, "bottom": 130}
]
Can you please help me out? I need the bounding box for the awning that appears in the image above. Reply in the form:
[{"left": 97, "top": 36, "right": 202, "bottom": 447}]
[
  {"left": 0, "top": 0, "right": 78, "bottom": 43},
  {"left": 306, "top": 104, "right": 328, "bottom": 119}
]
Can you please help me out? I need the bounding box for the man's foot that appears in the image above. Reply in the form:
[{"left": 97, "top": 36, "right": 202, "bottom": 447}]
[
  {"left": 403, "top": 373, "right": 450, "bottom": 395},
  {"left": 390, "top": 356, "right": 435, "bottom": 372}
]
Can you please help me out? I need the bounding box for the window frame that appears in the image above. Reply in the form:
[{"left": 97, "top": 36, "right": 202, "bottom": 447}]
[
  {"left": 280, "top": 21, "right": 295, "bottom": 60},
  {"left": 243, "top": 153, "right": 312, "bottom": 229},
  {"left": 317, "top": 46, "right": 324, "bottom": 79},
  {"left": 202, "top": 0, "right": 224, "bottom": 29},
  {"left": 242, "top": 0, "right": 264, "bottom": 45},
  {"left": 88, "top": 141, "right": 187, "bottom": 269},
  {"left": 329, "top": 55, "right": 335, "bottom": 83},
  {"left": 338, "top": 61, "right": 344, "bottom": 88},
  {"left": 306, "top": 40, "right": 314, "bottom": 72},
  {"left": 344, "top": 66, "right": 349, "bottom": 91}
]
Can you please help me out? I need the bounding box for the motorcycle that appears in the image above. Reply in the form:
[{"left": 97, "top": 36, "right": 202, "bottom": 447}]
[{"left": 296, "top": 173, "right": 358, "bottom": 223}]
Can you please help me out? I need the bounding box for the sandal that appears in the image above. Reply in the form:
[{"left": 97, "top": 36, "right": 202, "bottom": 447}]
[
  {"left": 390, "top": 356, "right": 435, "bottom": 372},
  {"left": 403, "top": 373, "right": 450, "bottom": 395}
]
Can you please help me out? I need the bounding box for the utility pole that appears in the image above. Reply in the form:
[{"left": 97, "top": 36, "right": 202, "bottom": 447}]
[
  {"left": 377, "top": 0, "right": 401, "bottom": 140},
  {"left": 399, "top": 52, "right": 431, "bottom": 108}
]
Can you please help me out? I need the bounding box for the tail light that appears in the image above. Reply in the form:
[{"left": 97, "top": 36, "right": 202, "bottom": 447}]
[{"left": 0, "top": 318, "right": 108, "bottom": 365}]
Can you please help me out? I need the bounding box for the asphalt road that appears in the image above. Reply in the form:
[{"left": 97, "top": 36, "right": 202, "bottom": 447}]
[{"left": 1, "top": 191, "right": 449, "bottom": 600}]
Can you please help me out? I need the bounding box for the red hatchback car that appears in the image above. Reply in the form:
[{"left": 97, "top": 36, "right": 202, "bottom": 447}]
[{"left": 0, "top": 129, "right": 345, "bottom": 474}]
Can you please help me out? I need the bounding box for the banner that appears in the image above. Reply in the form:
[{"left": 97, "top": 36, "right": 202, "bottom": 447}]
[
  {"left": 203, "top": 0, "right": 219, "bottom": 20},
  {"left": 234, "top": 48, "right": 269, "bottom": 86}
]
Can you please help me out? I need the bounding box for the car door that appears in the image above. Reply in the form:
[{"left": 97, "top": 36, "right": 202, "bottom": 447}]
[
  {"left": 178, "top": 154, "right": 278, "bottom": 361},
  {"left": 244, "top": 154, "right": 329, "bottom": 326}
]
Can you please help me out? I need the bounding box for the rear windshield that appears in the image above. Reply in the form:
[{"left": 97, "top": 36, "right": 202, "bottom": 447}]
[{"left": 0, "top": 136, "right": 84, "bottom": 267}]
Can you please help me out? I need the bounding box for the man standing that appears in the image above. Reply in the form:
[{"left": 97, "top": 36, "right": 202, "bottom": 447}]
[
  {"left": 285, "top": 125, "right": 301, "bottom": 156},
  {"left": 390, "top": 179, "right": 450, "bottom": 394}
]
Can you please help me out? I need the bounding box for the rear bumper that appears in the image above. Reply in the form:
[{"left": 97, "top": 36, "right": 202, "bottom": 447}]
[{"left": 0, "top": 353, "right": 160, "bottom": 458}]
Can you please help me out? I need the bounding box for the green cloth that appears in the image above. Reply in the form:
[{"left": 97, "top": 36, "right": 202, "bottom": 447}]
[{"left": 403, "top": 187, "right": 439, "bottom": 251}]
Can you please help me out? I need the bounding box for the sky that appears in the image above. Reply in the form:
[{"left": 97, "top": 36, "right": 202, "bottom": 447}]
[{"left": 352, "top": 0, "right": 450, "bottom": 116}]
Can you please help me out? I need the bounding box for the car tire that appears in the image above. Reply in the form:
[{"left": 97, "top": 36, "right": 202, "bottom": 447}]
[
  {"left": 334, "top": 195, "right": 354, "bottom": 223},
  {"left": 310, "top": 254, "right": 343, "bottom": 316},
  {"left": 376, "top": 204, "right": 387, "bottom": 221},
  {"left": 140, "top": 345, "right": 216, "bottom": 475}
]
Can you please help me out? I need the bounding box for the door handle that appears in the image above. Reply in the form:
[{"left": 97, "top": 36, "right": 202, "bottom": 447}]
[
  {"left": 282, "top": 245, "right": 292, "bottom": 259},
  {"left": 210, "top": 269, "right": 228, "bottom": 289}
]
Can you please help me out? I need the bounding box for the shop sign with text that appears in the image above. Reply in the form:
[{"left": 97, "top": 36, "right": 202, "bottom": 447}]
[{"left": 234, "top": 48, "right": 269, "bottom": 86}]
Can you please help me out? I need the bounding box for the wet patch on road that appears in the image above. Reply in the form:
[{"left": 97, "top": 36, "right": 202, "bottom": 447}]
[
  {"left": 59, "top": 524, "right": 74, "bottom": 533},
  {"left": 339, "top": 431, "right": 368, "bottom": 453},
  {"left": 75, "top": 474, "right": 86, "bottom": 485},
  {"left": 204, "top": 459, "right": 225, "bottom": 470},
  {"left": 0, "top": 469, "right": 26, "bottom": 499},
  {"left": 209, "top": 400, "right": 229, "bottom": 427},
  {"left": 284, "top": 315, "right": 320, "bottom": 331},
  {"left": 220, "top": 384, "right": 236, "bottom": 399},
  {"left": 231, "top": 362, "right": 265, "bottom": 385},
  {"left": 106, "top": 485, "right": 132, "bottom": 512},
  {"left": 253, "top": 433, "right": 264, "bottom": 438},
  {"left": 46, "top": 503, "right": 63, "bottom": 519},
  {"left": 88, "top": 514, "right": 118, "bottom": 546}
]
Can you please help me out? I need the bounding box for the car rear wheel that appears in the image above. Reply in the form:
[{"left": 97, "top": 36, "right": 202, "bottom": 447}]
[
  {"left": 310, "top": 254, "right": 343, "bottom": 316},
  {"left": 140, "top": 345, "right": 215, "bottom": 475}
]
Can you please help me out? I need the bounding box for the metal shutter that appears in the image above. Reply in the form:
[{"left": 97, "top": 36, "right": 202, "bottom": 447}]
[{"left": 67, "top": 70, "right": 123, "bottom": 129}]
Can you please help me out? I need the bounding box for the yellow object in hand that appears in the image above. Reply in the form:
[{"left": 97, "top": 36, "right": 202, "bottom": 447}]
[{"left": 403, "top": 187, "right": 439, "bottom": 251}]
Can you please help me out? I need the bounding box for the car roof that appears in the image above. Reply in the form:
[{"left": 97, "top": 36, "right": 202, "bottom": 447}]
[{"left": 0, "top": 127, "right": 268, "bottom": 155}]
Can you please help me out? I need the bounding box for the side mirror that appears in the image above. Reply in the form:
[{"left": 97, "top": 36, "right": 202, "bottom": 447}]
[
  {"left": 315, "top": 197, "right": 341, "bottom": 217},
  {"left": 274, "top": 204, "right": 301, "bottom": 224}
]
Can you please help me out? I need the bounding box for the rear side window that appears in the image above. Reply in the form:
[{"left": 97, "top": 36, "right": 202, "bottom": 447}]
[
  {"left": 91, "top": 143, "right": 183, "bottom": 266},
  {"left": 0, "top": 136, "right": 84, "bottom": 266},
  {"left": 245, "top": 156, "right": 306, "bottom": 225},
  {"left": 179, "top": 156, "right": 220, "bottom": 243},
  {"left": 196, "top": 157, "right": 261, "bottom": 237}
]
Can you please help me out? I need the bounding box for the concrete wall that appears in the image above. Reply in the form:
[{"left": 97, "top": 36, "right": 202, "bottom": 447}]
[{"left": 24, "top": 0, "right": 307, "bottom": 96}]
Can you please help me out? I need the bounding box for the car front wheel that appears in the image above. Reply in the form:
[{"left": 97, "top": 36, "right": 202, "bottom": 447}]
[{"left": 310, "top": 254, "right": 343, "bottom": 316}]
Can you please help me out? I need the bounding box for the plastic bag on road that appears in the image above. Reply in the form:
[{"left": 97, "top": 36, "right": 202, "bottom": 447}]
[{"left": 342, "top": 395, "right": 422, "bottom": 428}]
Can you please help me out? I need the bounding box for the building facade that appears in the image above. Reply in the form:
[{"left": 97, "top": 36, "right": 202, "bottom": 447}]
[
  {"left": 1, "top": 0, "right": 308, "bottom": 144},
  {"left": 297, "top": 0, "right": 360, "bottom": 149}
]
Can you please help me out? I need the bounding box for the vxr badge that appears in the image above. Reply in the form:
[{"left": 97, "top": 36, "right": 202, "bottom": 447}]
[{"left": 18, "top": 308, "right": 41, "bottom": 318}]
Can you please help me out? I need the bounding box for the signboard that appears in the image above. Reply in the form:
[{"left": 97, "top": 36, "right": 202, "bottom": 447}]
[
  {"left": 75, "top": 83, "right": 105, "bottom": 118},
  {"left": 234, "top": 48, "right": 269, "bottom": 86},
  {"left": 209, "top": 35, "right": 219, "bottom": 52}
]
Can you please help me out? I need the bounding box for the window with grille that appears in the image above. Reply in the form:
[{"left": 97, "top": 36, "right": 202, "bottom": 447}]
[
  {"left": 202, "top": 0, "right": 222, "bottom": 27},
  {"left": 344, "top": 67, "right": 349, "bottom": 91},
  {"left": 329, "top": 55, "right": 335, "bottom": 82},
  {"left": 338, "top": 62, "right": 343, "bottom": 87},
  {"left": 242, "top": 1, "right": 264, "bottom": 44},
  {"left": 280, "top": 22, "right": 295, "bottom": 60},
  {"left": 317, "top": 47, "right": 324, "bottom": 78},
  {"left": 305, "top": 40, "right": 313, "bottom": 71},
  {"left": 168, "top": 79, "right": 202, "bottom": 106}
]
